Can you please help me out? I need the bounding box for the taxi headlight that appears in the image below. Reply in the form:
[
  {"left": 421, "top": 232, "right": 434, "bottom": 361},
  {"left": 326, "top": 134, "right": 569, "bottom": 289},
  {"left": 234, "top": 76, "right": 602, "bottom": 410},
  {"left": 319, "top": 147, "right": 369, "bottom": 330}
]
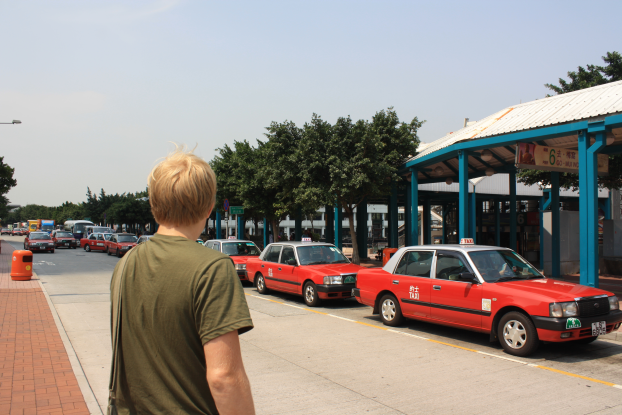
[
  {"left": 609, "top": 296, "right": 619, "bottom": 311},
  {"left": 323, "top": 276, "right": 342, "bottom": 285},
  {"left": 235, "top": 264, "right": 246, "bottom": 270},
  {"left": 549, "top": 301, "right": 578, "bottom": 317}
]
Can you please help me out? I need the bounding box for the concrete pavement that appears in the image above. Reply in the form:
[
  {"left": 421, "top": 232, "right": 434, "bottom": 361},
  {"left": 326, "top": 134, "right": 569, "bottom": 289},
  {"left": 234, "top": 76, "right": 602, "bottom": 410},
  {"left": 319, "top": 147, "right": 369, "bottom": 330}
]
[{"left": 3, "top": 234, "right": 622, "bottom": 414}]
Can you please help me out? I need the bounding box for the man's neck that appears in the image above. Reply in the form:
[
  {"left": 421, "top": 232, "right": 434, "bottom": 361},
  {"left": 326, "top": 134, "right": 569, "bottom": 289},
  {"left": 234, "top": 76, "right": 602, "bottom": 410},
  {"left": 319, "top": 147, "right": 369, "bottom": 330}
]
[{"left": 157, "top": 222, "right": 203, "bottom": 241}]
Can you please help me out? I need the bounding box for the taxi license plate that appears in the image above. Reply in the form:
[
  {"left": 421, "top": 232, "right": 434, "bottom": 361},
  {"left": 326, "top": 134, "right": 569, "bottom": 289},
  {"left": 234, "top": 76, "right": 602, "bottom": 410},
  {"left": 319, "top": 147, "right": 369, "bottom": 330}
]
[
  {"left": 65, "top": 243, "right": 69, "bottom": 246},
  {"left": 97, "top": 243, "right": 104, "bottom": 246},
  {"left": 592, "top": 321, "right": 607, "bottom": 336},
  {"left": 344, "top": 276, "right": 356, "bottom": 284}
]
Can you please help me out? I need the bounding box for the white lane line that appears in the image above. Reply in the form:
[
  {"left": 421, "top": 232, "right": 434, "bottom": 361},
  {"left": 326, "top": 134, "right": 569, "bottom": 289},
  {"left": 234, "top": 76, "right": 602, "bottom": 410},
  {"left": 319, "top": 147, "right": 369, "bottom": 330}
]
[
  {"left": 387, "top": 329, "right": 429, "bottom": 340},
  {"left": 328, "top": 314, "right": 356, "bottom": 322}
]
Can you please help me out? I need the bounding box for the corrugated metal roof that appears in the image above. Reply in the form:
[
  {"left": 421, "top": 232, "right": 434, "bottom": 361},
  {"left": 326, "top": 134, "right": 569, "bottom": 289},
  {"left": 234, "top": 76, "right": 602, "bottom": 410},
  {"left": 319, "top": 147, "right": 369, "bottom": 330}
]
[{"left": 410, "top": 80, "right": 622, "bottom": 162}]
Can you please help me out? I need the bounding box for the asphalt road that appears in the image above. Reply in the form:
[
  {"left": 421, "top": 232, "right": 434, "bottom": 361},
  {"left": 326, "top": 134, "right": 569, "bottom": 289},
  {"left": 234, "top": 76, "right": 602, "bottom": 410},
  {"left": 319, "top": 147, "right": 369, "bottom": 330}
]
[{"left": 5, "top": 235, "right": 622, "bottom": 414}]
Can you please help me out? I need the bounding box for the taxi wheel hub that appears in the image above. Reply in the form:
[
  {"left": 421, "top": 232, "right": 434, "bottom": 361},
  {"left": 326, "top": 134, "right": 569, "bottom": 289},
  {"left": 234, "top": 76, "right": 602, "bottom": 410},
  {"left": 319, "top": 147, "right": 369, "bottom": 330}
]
[
  {"left": 382, "top": 299, "right": 396, "bottom": 321},
  {"left": 503, "top": 320, "right": 527, "bottom": 349},
  {"left": 257, "top": 277, "right": 264, "bottom": 290},
  {"left": 305, "top": 285, "right": 315, "bottom": 303}
]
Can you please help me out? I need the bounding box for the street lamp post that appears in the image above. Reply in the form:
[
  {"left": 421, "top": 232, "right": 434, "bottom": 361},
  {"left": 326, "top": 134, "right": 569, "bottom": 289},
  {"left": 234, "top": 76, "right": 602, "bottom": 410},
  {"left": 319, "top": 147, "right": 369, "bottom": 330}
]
[{"left": 0, "top": 120, "right": 21, "bottom": 124}]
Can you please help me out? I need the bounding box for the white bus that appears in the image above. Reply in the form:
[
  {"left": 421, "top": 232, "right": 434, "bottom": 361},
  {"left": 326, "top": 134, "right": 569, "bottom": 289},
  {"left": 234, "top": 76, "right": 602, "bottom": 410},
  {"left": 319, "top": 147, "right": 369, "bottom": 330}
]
[{"left": 64, "top": 220, "right": 95, "bottom": 241}]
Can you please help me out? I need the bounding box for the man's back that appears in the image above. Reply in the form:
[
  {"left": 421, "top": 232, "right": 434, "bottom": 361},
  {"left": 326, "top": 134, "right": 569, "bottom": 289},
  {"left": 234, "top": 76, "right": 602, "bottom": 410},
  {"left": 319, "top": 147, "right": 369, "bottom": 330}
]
[{"left": 110, "top": 234, "right": 253, "bottom": 414}]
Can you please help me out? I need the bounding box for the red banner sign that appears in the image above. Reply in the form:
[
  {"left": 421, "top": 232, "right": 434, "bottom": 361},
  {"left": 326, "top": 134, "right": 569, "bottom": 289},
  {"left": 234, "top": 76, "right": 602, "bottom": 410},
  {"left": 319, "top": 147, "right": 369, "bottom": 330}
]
[{"left": 515, "top": 143, "right": 608, "bottom": 175}]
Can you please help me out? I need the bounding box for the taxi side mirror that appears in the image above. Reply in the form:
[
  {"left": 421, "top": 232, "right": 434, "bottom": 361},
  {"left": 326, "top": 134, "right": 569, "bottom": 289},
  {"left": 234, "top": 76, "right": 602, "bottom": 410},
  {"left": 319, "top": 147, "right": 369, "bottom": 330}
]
[
  {"left": 458, "top": 272, "right": 478, "bottom": 283},
  {"left": 287, "top": 258, "right": 297, "bottom": 266}
]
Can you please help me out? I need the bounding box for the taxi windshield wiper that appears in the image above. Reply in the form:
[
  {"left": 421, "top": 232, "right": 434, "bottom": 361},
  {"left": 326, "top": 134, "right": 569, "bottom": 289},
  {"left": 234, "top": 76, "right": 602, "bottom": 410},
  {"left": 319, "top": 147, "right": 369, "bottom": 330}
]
[
  {"left": 331, "top": 260, "right": 349, "bottom": 263},
  {"left": 495, "top": 275, "right": 527, "bottom": 283},
  {"left": 305, "top": 261, "right": 328, "bottom": 265}
]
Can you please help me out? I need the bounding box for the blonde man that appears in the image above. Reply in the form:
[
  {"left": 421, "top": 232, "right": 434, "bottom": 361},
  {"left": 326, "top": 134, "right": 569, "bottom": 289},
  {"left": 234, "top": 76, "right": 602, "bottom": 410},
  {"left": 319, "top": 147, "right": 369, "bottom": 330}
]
[{"left": 108, "top": 145, "right": 255, "bottom": 414}]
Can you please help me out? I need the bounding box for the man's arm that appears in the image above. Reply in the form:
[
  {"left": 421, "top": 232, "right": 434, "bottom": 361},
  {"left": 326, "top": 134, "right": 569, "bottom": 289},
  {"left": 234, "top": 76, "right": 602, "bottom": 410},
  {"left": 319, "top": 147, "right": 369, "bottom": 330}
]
[{"left": 204, "top": 330, "right": 255, "bottom": 415}]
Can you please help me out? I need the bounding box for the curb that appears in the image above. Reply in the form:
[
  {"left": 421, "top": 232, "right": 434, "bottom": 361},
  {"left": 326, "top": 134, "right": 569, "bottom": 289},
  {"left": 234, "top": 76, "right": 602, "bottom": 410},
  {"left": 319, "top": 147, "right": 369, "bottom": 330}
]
[{"left": 35, "top": 271, "right": 104, "bottom": 415}]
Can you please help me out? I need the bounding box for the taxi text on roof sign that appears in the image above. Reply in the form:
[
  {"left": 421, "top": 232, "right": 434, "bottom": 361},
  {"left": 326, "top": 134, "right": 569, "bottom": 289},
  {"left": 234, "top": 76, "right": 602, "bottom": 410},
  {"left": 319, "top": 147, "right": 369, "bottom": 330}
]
[
  {"left": 301, "top": 237, "right": 312, "bottom": 243},
  {"left": 228, "top": 236, "right": 236, "bottom": 239},
  {"left": 460, "top": 238, "right": 474, "bottom": 245}
]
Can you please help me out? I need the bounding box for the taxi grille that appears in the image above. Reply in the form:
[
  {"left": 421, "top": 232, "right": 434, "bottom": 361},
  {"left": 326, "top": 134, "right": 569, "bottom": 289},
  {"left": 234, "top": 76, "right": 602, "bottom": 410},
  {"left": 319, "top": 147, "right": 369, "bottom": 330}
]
[{"left": 577, "top": 297, "right": 610, "bottom": 317}]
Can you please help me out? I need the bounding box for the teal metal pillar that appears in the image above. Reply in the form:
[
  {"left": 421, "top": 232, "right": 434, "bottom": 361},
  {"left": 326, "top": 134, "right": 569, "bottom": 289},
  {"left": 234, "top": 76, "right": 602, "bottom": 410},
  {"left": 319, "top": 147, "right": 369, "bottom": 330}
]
[
  {"left": 539, "top": 193, "right": 551, "bottom": 272},
  {"left": 334, "top": 202, "right": 343, "bottom": 250},
  {"left": 356, "top": 199, "right": 368, "bottom": 259},
  {"left": 423, "top": 199, "right": 431, "bottom": 245},
  {"left": 469, "top": 192, "right": 476, "bottom": 242},
  {"left": 405, "top": 182, "right": 412, "bottom": 246},
  {"left": 262, "top": 217, "right": 268, "bottom": 247},
  {"left": 237, "top": 215, "right": 245, "bottom": 239},
  {"left": 389, "top": 181, "right": 399, "bottom": 248},
  {"left": 216, "top": 211, "right": 222, "bottom": 239},
  {"left": 295, "top": 207, "right": 302, "bottom": 241},
  {"left": 410, "top": 169, "right": 419, "bottom": 245},
  {"left": 495, "top": 200, "right": 501, "bottom": 246},
  {"left": 579, "top": 127, "right": 606, "bottom": 287},
  {"left": 509, "top": 170, "right": 517, "bottom": 251},
  {"left": 550, "top": 174, "right": 560, "bottom": 278},
  {"left": 325, "top": 206, "right": 334, "bottom": 244},
  {"left": 458, "top": 151, "right": 469, "bottom": 241}
]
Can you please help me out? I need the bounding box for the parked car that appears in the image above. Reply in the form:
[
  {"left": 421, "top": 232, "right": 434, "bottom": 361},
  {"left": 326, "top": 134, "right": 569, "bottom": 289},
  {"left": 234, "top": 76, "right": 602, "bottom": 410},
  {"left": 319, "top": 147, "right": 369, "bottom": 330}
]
[
  {"left": 246, "top": 241, "right": 362, "bottom": 306},
  {"left": 205, "top": 239, "right": 262, "bottom": 282},
  {"left": 353, "top": 243, "right": 622, "bottom": 357},
  {"left": 106, "top": 233, "right": 138, "bottom": 257},
  {"left": 136, "top": 235, "right": 153, "bottom": 245},
  {"left": 24, "top": 231, "right": 55, "bottom": 253},
  {"left": 12, "top": 228, "right": 26, "bottom": 236},
  {"left": 1, "top": 228, "right": 11, "bottom": 235},
  {"left": 51, "top": 230, "right": 80, "bottom": 249}
]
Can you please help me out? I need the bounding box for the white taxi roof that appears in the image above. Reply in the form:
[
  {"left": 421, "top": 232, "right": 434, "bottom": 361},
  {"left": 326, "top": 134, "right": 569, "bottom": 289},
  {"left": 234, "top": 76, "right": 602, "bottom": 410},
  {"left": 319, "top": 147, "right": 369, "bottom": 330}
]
[{"left": 382, "top": 244, "right": 512, "bottom": 273}]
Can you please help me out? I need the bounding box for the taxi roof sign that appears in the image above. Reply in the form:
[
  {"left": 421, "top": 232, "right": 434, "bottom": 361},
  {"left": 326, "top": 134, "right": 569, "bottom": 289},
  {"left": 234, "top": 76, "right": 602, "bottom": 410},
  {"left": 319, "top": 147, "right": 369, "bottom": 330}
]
[
  {"left": 460, "top": 238, "right": 474, "bottom": 245},
  {"left": 228, "top": 236, "right": 236, "bottom": 239},
  {"left": 301, "top": 237, "right": 312, "bottom": 243}
]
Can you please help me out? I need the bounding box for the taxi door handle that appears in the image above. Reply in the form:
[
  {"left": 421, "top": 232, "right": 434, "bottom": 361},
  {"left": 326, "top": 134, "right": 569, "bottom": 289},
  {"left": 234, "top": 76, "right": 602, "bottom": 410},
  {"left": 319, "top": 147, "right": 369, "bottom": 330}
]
[
  {"left": 261, "top": 265, "right": 264, "bottom": 268},
  {"left": 392, "top": 280, "right": 399, "bottom": 285},
  {"left": 278, "top": 267, "right": 282, "bottom": 271},
  {"left": 433, "top": 285, "right": 441, "bottom": 290}
]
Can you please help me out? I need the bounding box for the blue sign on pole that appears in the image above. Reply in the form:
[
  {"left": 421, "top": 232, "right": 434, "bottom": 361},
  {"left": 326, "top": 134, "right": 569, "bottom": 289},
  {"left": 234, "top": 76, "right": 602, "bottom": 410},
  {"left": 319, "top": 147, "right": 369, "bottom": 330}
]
[{"left": 224, "top": 199, "right": 229, "bottom": 211}]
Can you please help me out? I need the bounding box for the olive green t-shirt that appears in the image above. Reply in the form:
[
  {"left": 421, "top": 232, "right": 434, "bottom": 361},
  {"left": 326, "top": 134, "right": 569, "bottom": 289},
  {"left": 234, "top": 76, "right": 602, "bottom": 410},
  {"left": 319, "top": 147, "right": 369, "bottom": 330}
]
[{"left": 109, "top": 234, "right": 253, "bottom": 415}]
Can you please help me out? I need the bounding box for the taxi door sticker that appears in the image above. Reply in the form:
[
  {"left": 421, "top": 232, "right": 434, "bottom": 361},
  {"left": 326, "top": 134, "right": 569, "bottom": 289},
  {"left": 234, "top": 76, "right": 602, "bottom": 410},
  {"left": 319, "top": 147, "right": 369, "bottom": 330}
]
[
  {"left": 268, "top": 268, "right": 273, "bottom": 277},
  {"left": 409, "top": 286, "right": 419, "bottom": 300},
  {"left": 482, "top": 299, "right": 492, "bottom": 312},
  {"left": 566, "top": 318, "right": 581, "bottom": 329}
]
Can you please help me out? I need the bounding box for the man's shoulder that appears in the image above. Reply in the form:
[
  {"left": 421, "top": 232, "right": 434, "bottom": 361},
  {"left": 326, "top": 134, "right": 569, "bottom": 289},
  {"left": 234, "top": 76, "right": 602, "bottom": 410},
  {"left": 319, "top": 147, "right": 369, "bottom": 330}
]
[{"left": 140, "top": 235, "right": 233, "bottom": 268}]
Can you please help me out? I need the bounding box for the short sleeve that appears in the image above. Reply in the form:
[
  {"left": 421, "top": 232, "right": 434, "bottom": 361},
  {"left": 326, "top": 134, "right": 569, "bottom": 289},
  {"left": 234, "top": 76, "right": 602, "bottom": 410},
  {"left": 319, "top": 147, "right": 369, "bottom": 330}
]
[{"left": 194, "top": 258, "right": 254, "bottom": 344}]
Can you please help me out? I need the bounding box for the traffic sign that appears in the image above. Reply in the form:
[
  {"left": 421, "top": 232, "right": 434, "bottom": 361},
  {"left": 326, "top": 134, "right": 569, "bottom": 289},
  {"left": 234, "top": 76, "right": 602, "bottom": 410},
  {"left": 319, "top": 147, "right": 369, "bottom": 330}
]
[
  {"left": 230, "top": 206, "right": 244, "bottom": 215},
  {"left": 224, "top": 199, "right": 229, "bottom": 211}
]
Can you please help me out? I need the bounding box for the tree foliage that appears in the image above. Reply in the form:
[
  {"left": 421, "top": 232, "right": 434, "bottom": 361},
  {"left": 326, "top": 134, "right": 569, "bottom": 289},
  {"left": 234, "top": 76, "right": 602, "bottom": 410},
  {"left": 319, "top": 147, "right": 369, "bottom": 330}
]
[
  {"left": 0, "top": 157, "right": 17, "bottom": 220},
  {"left": 518, "top": 51, "right": 622, "bottom": 190}
]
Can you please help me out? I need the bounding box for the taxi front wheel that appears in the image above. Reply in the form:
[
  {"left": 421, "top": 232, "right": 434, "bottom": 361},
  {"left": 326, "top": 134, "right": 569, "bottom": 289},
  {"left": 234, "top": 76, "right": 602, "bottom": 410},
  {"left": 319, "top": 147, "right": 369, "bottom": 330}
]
[
  {"left": 85, "top": 245, "right": 91, "bottom": 252},
  {"left": 498, "top": 311, "right": 540, "bottom": 357},
  {"left": 256, "top": 274, "right": 269, "bottom": 294},
  {"left": 303, "top": 282, "right": 321, "bottom": 307},
  {"left": 379, "top": 294, "right": 404, "bottom": 326}
]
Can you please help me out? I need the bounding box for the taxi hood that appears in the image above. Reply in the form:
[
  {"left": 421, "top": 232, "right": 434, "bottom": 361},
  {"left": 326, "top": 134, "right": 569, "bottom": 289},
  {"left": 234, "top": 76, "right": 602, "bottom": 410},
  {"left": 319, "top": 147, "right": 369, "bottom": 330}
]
[
  {"left": 301, "top": 263, "right": 362, "bottom": 276},
  {"left": 230, "top": 255, "right": 260, "bottom": 264},
  {"left": 494, "top": 278, "right": 613, "bottom": 301}
]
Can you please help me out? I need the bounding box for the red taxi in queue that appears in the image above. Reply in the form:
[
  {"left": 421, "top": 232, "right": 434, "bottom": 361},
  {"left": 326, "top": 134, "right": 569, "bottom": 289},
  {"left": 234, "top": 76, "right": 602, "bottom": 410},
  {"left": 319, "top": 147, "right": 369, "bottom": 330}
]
[
  {"left": 246, "top": 241, "right": 363, "bottom": 307},
  {"left": 81, "top": 233, "right": 112, "bottom": 252},
  {"left": 353, "top": 243, "right": 622, "bottom": 356},
  {"left": 204, "top": 239, "right": 262, "bottom": 282},
  {"left": 106, "top": 233, "right": 138, "bottom": 257},
  {"left": 13, "top": 228, "right": 26, "bottom": 236},
  {"left": 51, "top": 230, "right": 80, "bottom": 249},
  {"left": 24, "top": 231, "right": 55, "bottom": 253}
]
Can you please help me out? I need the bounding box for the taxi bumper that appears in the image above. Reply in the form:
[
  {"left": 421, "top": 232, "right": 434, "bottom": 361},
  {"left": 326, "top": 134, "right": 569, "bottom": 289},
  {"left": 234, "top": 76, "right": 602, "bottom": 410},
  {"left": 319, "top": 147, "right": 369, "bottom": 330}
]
[
  {"left": 237, "top": 271, "right": 248, "bottom": 280},
  {"left": 316, "top": 283, "right": 356, "bottom": 293},
  {"left": 531, "top": 309, "right": 622, "bottom": 331}
]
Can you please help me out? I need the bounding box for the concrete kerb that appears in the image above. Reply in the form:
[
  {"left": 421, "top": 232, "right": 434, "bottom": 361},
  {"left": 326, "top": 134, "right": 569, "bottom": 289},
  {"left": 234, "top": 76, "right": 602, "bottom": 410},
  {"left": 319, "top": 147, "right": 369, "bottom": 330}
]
[{"left": 34, "top": 271, "right": 104, "bottom": 415}]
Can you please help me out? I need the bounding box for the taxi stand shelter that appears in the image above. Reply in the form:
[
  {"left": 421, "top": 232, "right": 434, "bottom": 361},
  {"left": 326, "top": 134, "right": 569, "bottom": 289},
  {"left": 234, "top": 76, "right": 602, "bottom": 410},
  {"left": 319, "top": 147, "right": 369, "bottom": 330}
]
[{"left": 397, "top": 80, "right": 622, "bottom": 288}]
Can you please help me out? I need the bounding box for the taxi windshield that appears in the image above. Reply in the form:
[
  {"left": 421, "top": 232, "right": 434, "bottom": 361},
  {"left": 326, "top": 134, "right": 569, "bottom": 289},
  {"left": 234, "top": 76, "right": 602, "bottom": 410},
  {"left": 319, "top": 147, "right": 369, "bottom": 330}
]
[
  {"left": 468, "top": 250, "right": 543, "bottom": 282},
  {"left": 118, "top": 235, "right": 137, "bottom": 243},
  {"left": 31, "top": 233, "right": 51, "bottom": 240},
  {"left": 296, "top": 245, "right": 349, "bottom": 265},
  {"left": 222, "top": 242, "right": 260, "bottom": 256},
  {"left": 56, "top": 232, "right": 73, "bottom": 237}
]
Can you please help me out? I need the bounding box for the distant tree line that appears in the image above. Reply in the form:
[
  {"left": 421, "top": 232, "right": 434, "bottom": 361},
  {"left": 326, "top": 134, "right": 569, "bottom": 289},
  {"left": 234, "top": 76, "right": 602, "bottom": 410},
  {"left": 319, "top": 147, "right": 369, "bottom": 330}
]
[{"left": 211, "top": 107, "right": 423, "bottom": 264}]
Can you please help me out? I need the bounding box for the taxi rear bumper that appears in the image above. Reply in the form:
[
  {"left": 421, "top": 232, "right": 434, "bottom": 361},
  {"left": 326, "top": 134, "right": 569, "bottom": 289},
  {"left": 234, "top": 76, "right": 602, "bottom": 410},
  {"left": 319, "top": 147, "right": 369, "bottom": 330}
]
[{"left": 531, "top": 309, "right": 622, "bottom": 331}]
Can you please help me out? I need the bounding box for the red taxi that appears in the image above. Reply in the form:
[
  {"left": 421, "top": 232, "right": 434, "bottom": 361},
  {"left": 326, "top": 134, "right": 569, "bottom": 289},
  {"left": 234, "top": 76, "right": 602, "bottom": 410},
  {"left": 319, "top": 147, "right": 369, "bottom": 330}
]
[
  {"left": 106, "top": 233, "right": 138, "bottom": 257},
  {"left": 205, "top": 239, "right": 262, "bottom": 282},
  {"left": 81, "top": 232, "right": 112, "bottom": 252},
  {"left": 13, "top": 228, "right": 26, "bottom": 236},
  {"left": 24, "top": 231, "right": 55, "bottom": 253},
  {"left": 51, "top": 230, "right": 80, "bottom": 249},
  {"left": 246, "top": 241, "right": 363, "bottom": 307},
  {"left": 353, "top": 244, "right": 622, "bottom": 356}
]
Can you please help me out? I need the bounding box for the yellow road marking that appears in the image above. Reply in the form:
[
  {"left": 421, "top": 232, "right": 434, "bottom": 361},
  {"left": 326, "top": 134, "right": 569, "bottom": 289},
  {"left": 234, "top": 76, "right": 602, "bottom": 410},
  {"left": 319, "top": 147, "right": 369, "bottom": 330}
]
[
  {"left": 533, "top": 365, "right": 617, "bottom": 387},
  {"left": 244, "top": 291, "right": 622, "bottom": 389}
]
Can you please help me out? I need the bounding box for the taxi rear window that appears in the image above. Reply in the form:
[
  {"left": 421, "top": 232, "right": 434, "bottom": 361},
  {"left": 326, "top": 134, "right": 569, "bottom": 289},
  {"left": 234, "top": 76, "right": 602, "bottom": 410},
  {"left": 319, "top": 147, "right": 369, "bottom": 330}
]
[{"left": 395, "top": 251, "right": 433, "bottom": 277}]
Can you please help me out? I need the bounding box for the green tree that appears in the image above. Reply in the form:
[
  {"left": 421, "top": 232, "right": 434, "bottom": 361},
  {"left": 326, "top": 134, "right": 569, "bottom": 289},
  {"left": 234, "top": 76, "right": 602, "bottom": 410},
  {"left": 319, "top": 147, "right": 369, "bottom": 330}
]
[
  {"left": 0, "top": 157, "right": 17, "bottom": 220},
  {"left": 518, "top": 51, "right": 622, "bottom": 190}
]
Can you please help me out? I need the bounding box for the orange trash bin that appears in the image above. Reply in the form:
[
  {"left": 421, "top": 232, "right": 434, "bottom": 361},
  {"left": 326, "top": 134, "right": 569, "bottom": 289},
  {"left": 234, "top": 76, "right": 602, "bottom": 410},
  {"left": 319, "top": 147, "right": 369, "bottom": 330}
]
[
  {"left": 11, "top": 250, "right": 33, "bottom": 281},
  {"left": 382, "top": 248, "right": 399, "bottom": 266}
]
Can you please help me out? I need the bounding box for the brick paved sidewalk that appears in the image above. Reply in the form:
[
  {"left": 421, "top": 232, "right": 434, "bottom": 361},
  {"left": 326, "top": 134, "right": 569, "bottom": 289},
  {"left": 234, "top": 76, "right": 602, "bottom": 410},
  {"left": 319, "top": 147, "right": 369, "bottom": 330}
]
[{"left": 0, "top": 240, "right": 89, "bottom": 414}]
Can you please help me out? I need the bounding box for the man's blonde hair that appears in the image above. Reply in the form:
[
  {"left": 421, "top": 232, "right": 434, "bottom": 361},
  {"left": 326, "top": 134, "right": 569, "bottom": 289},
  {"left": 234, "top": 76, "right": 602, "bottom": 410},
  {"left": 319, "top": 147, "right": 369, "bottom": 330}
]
[{"left": 148, "top": 144, "right": 216, "bottom": 227}]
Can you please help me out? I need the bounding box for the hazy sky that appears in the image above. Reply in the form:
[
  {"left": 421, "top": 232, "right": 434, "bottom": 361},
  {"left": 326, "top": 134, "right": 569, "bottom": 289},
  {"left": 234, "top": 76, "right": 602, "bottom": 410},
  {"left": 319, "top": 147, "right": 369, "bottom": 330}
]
[{"left": 2, "top": 0, "right": 621, "bottom": 207}]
